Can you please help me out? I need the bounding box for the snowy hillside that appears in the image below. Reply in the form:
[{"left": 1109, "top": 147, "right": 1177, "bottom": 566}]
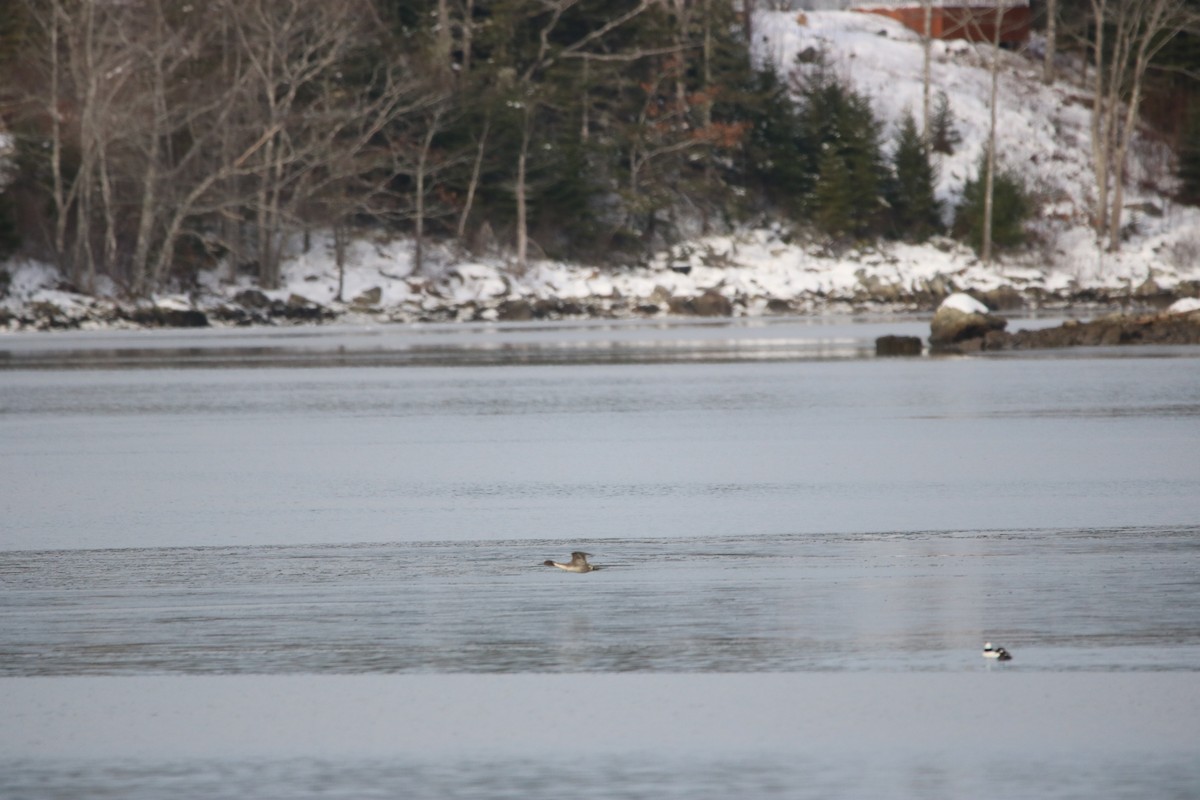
[
  {"left": 753, "top": 11, "right": 1197, "bottom": 287},
  {"left": 3, "top": 11, "right": 1199, "bottom": 329}
]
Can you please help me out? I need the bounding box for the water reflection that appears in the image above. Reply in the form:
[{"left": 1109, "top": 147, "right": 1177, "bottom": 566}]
[
  {"left": 0, "top": 338, "right": 879, "bottom": 370},
  {"left": 0, "top": 318, "right": 923, "bottom": 370}
]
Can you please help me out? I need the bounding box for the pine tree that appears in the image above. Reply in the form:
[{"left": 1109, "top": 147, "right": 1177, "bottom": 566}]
[
  {"left": 743, "top": 65, "right": 813, "bottom": 217},
  {"left": 929, "top": 91, "right": 961, "bottom": 156},
  {"left": 796, "top": 66, "right": 888, "bottom": 240},
  {"left": 953, "top": 155, "right": 1031, "bottom": 254},
  {"left": 841, "top": 108, "right": 888, "bottom": 238},
  {"left": 430, "top": 0, "right": 760, "bottom": 260},
  {"left": 431, "top": 0, "right": 669, "bottom": 262},
  {"left": 890, "top": 111, "right": 942, "bottom": 242},
  {"left": 812, "top": 144, "right": 856, "bottom": 240}
]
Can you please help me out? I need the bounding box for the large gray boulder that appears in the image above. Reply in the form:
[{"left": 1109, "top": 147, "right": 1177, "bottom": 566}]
[{"left": 929, "top": 293, "right": 1006, "bottom": 352}]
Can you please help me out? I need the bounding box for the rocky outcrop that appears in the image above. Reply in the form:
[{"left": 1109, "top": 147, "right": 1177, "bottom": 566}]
[
  {"left": 875, "top": 335, "right": 923, "bottom": 356},
  {"left": 929, "top": 293, "right": 1008, "bottom": 353},
  {"left": 21, "top": 300, "right": 78, "bottom": 330},
  {"left": 997, "top": 309, "right": 1200, "bottom": 350},
  {"left": 125, "top": 307, "right": 209, "bottom": 328},
  {"left": 211, "top": 291, "right": 336, "bottom": 325},
  {"left": 351, "top": 287, "right": 383, "bottom": 308},
  {"left": 233, "top": 289, "right": 272, "bottom": 309},
  {"left": 493, "top": 297, "right": 591, "bottom": 321},
  {"left": 668, "top": 289, "right": 733, "bottom": 317},
  {"left": 926, "top": 297, "right": 1200, "bottom": 353}
]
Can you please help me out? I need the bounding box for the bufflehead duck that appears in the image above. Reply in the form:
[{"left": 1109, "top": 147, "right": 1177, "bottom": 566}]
[
  {"left": 543, "top": 552, "right": 600, "bottom": 573},
  {"left": 982, "top": 642, "right": 1013, "bottom": 661}
]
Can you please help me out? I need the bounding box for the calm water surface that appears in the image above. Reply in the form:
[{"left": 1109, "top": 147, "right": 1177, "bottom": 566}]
[
  {"left": 2, "top": 318, "right": 1199, "bottom": 798},
  {"left": 2, "top": 320, "right": 1198, "bottom": 551},
  {"left": 3, "top": 528, "right": 1199, "bottom": 675},
  {"left": 6, "top": 753, "right": 1198, "bottom": 800}
]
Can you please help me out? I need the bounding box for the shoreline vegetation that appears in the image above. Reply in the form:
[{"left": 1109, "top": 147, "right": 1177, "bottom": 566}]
[{"left": 3, "top": 9, "right": 1200, "bottom": 340}]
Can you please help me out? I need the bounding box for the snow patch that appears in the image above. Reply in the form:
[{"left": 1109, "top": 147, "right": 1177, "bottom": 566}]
[
  {"left": 154, "top": 295, "right": 193, "bottom": 312},
  {"left": 939, "top": 292, "right": 990, "bottom": 314},
  {"left": 1167, "top": 297, "right": 1200, "bottom": 315}
]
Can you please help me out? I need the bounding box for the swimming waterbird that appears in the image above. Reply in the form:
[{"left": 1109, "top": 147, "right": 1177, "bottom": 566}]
[
  {"left": 543, "top": 552, "right": 600, "bottom": 572},
  {"left": 983, "top": 642, "right": 1013, "bottom": 661}
]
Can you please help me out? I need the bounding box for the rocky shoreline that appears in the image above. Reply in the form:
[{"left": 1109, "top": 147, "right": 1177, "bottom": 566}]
[
  {"left": 2, "top": 256, "right": 1200, "bottom": 359},
  {"left": 925, "top": 294, "right": 1200, "bottom": 354},
  {"left": 3, "top": 277, "right": 1200, "bottom": 336}
]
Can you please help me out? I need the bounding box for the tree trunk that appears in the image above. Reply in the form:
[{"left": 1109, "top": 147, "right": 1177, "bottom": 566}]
[
  {"left": 700, "top": 0, "right": 714, "bottom": 235},
  {"left": 47, "top": 2, "right": 68, "bottom": 270},
  {"left": 515, "top": 105, "right": 532, "bottom": 271},
  {"left": 580, "top": 56, "right": 590, "bottom": 143},
  {"left": 435, "top": 0, "right": 452, "bottom": 82},
  {"left": 921, "top": 0, "right": 932, "bottom": 150},
  {"left": 1088, "top": 0, "right": 1110, "bottom": 241},
  {"left": 413, "top": 109, "right": 441, "bottom": 275},
  {"left": 981, "top": 6, "right": 1002, "bottom": 264},
  {"left": 97, "top": 142, "right": 118, "bottom": 292},
  {"left": 1043, "top": 0, "right": 1057, "bottom": 85},
  {"left": 461, "top": 0, "right": 475, "bottom": 74},
  {"left": 1106, "top": 0, "right": 1173, "bottom": 250},
  {"left": 457, "top": 113, "right": 490, "bottom": 240},
  {"left": 130, "top": 15, "right": 165, "bottom": 296},
  {"left": 72, "top": 163, "right": 94, "bottom": 289},
  {"left": 333, "top": 221, "right": 348, "bottom": 302},
  {"left": 1106, "top": 84, "right": 1139, "bottom": 250},
  {"left": 256, "top": 138, "right": 275, "bottom": 287},
  {"left": 79, "top": 0, "right": 100, "bottom": 292}
]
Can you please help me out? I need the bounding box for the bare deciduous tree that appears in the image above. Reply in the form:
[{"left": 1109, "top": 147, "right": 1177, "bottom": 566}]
[
  {"left": 1087, "top": 0, "right": 1192, "bottom": 251},
  {"left": 20, "top": 0, "right": 132, "bottom": 292},
  {"left": 14, "top": 0, "right": 440, "bottom": 294},
  {"left": 504, "top": 0, "right": 655, "bottom": 270},
  {"left": 981, "top": 5, "right": 1004, "bottom": 264}
]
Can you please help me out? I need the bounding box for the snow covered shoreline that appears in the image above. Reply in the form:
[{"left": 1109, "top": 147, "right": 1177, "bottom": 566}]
[
  {"left": 4, "top": 11, "right": 1199, "bottom": 334},
  {"left": 3, "top": 228, "right": 1198, "bottom": 333}
]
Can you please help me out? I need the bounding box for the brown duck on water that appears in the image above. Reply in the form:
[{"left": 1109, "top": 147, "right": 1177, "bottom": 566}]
[{"left": 543, "top": 552, "right": 600, "bottom": 573}]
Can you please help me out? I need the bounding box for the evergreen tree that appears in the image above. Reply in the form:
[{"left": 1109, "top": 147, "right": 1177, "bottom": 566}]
[
  {"left": 426, "top": 0, "right": 758, "bottom": 260},
  {"left": 742, "top": 65, "right": 813, "bottom": 217},
  {"left": 812, "top": 144, "right": 856, "bottom": 240},
  {"left": 889, "top": 111, "right": 942, "bottom": 242},
  {"left": 795, "top": 64, "right": 888, "bottom": 240},
  {"left": 929, "top": 91, "right": 961, "bottom": 156},
  {"left": 430, "top": 0, "right": 664, "bottom": 261},
  {"left": 528, "top": 116, "right": 611, "bottom": 260},
  {"left": 953, "top": 155, "right": 1031, "bottom": 254}
]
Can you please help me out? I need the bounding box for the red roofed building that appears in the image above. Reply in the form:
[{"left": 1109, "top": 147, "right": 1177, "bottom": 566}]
[
  {"left": 858, "top": 2, "right": 1031, "bottom": 44},
  {"left": 802, "top": 2, "right": 1032, "bottom": 44}
]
